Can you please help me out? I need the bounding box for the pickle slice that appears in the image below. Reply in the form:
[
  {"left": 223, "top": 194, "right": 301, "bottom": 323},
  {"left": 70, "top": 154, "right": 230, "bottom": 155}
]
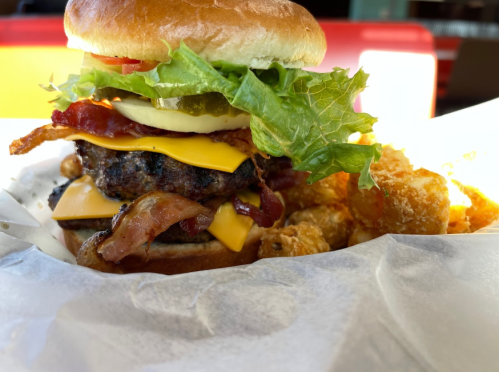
[
  {"left": 152, "top": 92, "right": 247, "bottom": 117},
  {"left": 93, "top": 88, "right": 138, "bottom": 102}
]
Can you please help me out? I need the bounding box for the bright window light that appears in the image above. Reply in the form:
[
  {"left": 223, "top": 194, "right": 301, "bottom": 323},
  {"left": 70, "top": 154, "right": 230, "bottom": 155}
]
[{"left": 358, "top": 51, "right": 436, "bottom": 123}]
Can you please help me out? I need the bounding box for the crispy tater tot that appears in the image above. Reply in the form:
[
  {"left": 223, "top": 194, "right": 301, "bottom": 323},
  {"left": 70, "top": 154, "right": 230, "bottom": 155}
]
[
  {"left": 346, "top": 178, "right": 383, "bottom": 230},
  {"left": 380, "top": 168, "right": 450, "bottom": 234},
  {"left": 348, "top": 146, "right": 450, "bottom": 236},
  {"left": 258, "top": 222, "right": 329, "bottom": 259},
  {"left": 280, "top": 171, "right": 349, "bottom": 216},
  {"left": 348, "top": 224, "right": 383, "bottom": 247},
  {"left": 289, "top": 205, "right": 353, "bottom": 250},
  {"left": 347, "top": 147, "right": 413, "bottom": 229},
  {"left": 447, "top": 205, "right": 471, "bottom": 234},
  {"left": 356, "top": 133, "right": 377, "bottom": 146},
  {"left": 371, "top": 145, "right": 413, "bottom": 176},
  {"left": 454, "top": 181, "right": 499, "bottom": 232}
]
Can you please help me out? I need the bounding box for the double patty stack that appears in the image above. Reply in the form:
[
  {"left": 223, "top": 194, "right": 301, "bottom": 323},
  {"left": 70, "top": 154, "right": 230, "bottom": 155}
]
[{"left": 9, "top": 0, "right": 381, "bottom": 274}]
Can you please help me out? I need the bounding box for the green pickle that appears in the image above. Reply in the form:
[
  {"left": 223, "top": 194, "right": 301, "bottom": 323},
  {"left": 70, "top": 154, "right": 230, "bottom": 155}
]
[
  {"left": 152, "top": 92, "right": 247, "bottom": 117},
  {"left": 93, "top": 87, "right": 134, "bottom": 101}
]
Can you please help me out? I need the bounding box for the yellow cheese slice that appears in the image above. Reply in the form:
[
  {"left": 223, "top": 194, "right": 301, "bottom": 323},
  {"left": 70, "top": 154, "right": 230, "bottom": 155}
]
[
  {"left": 207, "top": 190, "right": 261, "bottom": 253},
  {"left": 52, "top": 175, "right": 128, "bottom": 220},
  {"left": 65, "top": 133, "right": 249, "bottom": 173},
  {"left": 52, "top": 175, "right": 261, "bottom": 252}
]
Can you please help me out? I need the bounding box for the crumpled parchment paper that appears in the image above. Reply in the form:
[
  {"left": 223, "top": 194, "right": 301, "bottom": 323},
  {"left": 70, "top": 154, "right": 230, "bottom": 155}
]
[
  {"left": 2, "top": 99, "right": 499, "bottom": 371},
  {"left": 1, "top": 228, "right": 499, "bottom": 372}
]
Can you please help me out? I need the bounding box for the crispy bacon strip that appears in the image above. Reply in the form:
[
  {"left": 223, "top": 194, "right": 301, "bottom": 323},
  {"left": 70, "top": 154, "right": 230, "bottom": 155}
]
[
  {"left": 9, "top": 125, "right": 78, "bottom": 155},
  {"left": 208, "top": 129, "right": 272, "bottom": 186},
  {"left": 232, "top": 186, "right": 284, "bottom": 228},
  {"left": 266, "top": 169, "right": 302, "bottom": 191},
  {"left": 210, "top": 129, "right": 284, "bottom": 228},
  {"left": 94, "top": 191, "right": 208, "bottom": 263},
  {"left": 179, "top": 196, "right": 226, "bottom": 236},
  {"left": 11, "top": 102, "right": 267, "bottom": 157},
  {"left": 52, "top": 100, "right": 191, "bottom": 138},
  {"left": 76, "top": 231, "right": 123, "bottom": 274},
  {"left": 208, "top": 128, "right": 266, "bottom": 159}
]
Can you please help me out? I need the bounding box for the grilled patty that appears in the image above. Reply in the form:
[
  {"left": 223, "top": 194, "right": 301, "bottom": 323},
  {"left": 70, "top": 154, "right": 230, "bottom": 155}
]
[
  {"left": 76, "top": 140, "right": 291, "bottom": 201},
  {"left": 50, "top": 141, "right": 291, "bottom": 244}
]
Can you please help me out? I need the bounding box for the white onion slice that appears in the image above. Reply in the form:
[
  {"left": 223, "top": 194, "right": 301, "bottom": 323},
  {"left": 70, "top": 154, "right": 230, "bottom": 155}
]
[{"left": 111, "top": 97, "right": 249, "bottom": 133}]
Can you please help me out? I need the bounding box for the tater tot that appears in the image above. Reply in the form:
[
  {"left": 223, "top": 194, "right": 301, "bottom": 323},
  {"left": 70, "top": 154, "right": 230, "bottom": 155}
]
[
  {"left": 347, "top": 146, "right": 413, "bottom": 229},
  {"left": 347, "top": 224, "right": 383, "bottom": 247},
  {"left": 447, "top": 205, "right": 471, "bottom": 234},
  {"left": 346, "top": 177, "right": 383, "bottom": 229},
  {"left": 371, "top": 145, "right": 413, "bottom": 176},
  {"left": 356, "top": 133, "right": 376, "bottom": 146},
  {"left": 288, "top": 205, "right": 353, "bottom": 250},
  {"left": 348, "top": 146, "right": 450, "bottom": 236},
  {"left": 454, "top": 182, "right": 499, "bottom": 232},
  {"left": 380, "top": 168, "right": 450, "bottom": 234},
  {"left": 280, "top": 171, "right": 349, "bottom": 216},
  {"left": 258, "top": 222, "right": 329, "bottom": 259}
]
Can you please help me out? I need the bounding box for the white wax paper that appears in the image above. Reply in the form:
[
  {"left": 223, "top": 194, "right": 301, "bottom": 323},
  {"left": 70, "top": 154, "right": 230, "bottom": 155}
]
[
  {"left": 1, "top": 100, "right": 499, "bottom": 371},
  {"left": 1, "top": 229, "right": 499, "bottom": 372}
]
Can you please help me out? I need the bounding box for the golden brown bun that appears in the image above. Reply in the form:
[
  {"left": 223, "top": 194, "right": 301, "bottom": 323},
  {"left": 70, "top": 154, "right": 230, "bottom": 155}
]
[
  {"left": 64, "top": 225, "right": 266, "bottom": 275},
  {"left": 64, "top": 0, "right": 326, "bottom": 69}
]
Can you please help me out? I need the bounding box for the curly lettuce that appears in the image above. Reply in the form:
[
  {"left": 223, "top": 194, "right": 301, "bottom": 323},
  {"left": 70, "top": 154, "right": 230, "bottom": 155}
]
[{"left": 42, "top": 42, "right": 382, "bottom": 188}]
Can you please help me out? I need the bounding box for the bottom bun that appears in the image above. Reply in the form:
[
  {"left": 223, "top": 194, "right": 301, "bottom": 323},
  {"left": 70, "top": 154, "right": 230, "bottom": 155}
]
[{"left": 64, "top": 224, "right": 268, "bottom": 275}]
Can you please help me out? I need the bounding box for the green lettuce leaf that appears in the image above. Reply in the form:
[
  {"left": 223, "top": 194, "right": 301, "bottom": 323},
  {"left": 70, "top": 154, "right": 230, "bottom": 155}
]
[{"left": 43, "top": 42, "right": 381, "bottom": 188}]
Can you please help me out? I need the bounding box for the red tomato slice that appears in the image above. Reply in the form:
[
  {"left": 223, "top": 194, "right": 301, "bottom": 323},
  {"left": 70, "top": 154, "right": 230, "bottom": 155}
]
[
  {"left": 91, "top": 53, "right": 141, "bottom": 65},
  {"left": 122, "top": 60, "right": 159, "bottom": 74}
]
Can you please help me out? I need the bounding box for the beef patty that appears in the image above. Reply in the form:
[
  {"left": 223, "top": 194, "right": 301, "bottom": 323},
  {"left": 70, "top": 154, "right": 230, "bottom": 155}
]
[
  {"left": 76, "top": 140, "right": 291, "bottom": 201},
  {"left": 50, "top": 142, "right": 291, "bottom": 244}
]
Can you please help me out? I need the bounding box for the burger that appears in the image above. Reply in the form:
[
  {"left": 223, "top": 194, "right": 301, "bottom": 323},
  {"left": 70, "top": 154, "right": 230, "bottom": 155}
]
[{"left": 9, "top": 0, "right": 381, "bottom": 274}]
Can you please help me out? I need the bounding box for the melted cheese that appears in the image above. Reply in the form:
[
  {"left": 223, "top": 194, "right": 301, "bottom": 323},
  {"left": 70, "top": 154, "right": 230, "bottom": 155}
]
[
  {"left": 207, "top": 190, "right": 261, "bottom": 253},
  {"left": 52, "top": 176, "right": 260, "bottom": 252},
  {"left": 65, "top": 133, "right": 248, "bottom": 173},
  {"left": 52, "top": 175, "right": 128, "bottom": 220}
]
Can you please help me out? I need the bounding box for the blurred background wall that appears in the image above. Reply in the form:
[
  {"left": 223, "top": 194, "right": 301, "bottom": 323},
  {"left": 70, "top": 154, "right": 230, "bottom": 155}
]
[
  {"left": 1, "top": 0, "right": 499, "bottom": 118},
  {"left": 350, "top": 0, "right": 408, "bottom": 20}
]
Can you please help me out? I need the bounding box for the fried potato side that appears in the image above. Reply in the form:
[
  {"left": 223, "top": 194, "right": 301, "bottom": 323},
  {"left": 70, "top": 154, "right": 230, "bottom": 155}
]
[
  {"left": 348, "top": 224, "right": 383, "bottom": 247},
  {"left": 348, "top": 146, "right": 450, "bottom": 236},
  {"left": 454, "top": 181, "right": 499, "bottom": 232},
  {"left": 280, "top": 171, "right": 349, "bottom": 216},
  {"left": 356, "top": 133, "right": 377, "bottom": 146},
  {"left": 258, "top": 222, "right": 329, "bottom": 259},
  {"left": 289, "top": 205, "right": 353, "bottom": 250},
  {"left": 347, "top": 147, "right": 413, "bottom": 229},
  {"left": 447, "top": 205, "right": 471, "bottom": 234}
]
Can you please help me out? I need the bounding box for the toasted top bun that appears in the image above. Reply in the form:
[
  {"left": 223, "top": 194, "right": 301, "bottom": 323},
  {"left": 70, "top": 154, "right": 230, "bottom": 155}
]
[{"left": 65, "top": 0, "right": 326, "bottom": 69}]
